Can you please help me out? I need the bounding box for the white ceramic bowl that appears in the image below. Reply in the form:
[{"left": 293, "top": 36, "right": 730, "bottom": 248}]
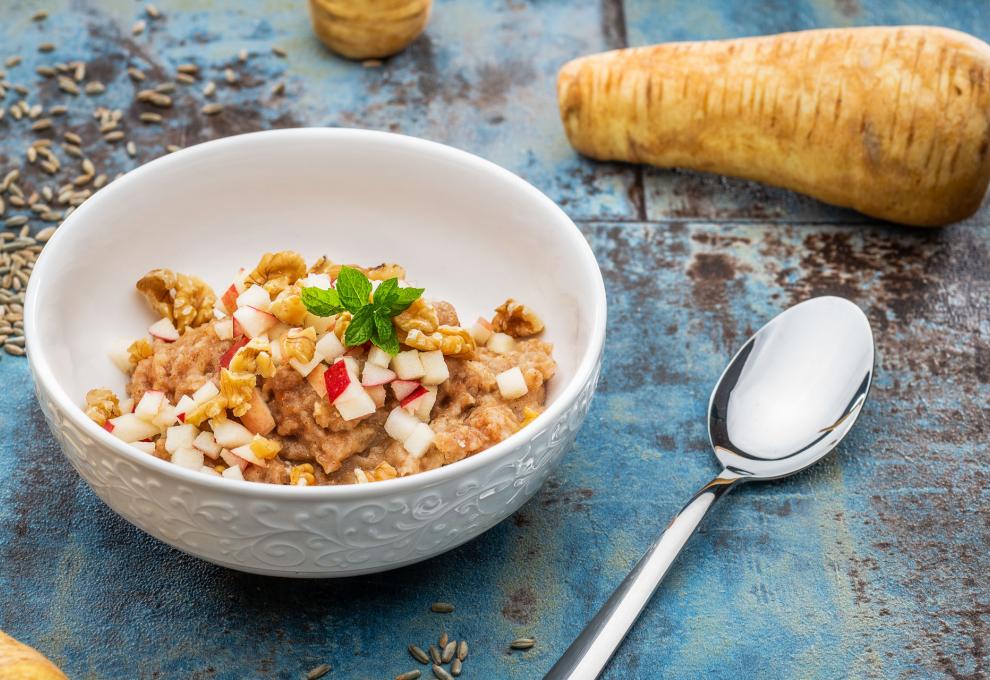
[{"left": 24, "top": 128, "right": 606, "bottom": 577}]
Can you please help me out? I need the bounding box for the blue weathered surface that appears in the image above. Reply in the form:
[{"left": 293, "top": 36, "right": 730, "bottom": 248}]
[{"left": 1, "top": 1, "right": 987, "bottom": 679}]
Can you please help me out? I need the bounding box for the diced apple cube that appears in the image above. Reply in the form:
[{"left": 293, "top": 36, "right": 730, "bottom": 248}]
[
  {"left": 487, "top": 332, "right": 515, "bottom": 355},
  {"left": 367, "top": 384, "right": 387, "bottom": 408},
  {"left": 362, "top": 362, "right": 396, "bottom": 386},
  {"left": 307, "top": 364, "right": 328, "bottom": 397},
  {"left": 334, "top": 382, "right": 377, "bottom": 421},
  {"left": 496, "top": 366, "right": 529, "bottom": 399},
  {"left": 222, "top": 465, "right": 244, "bottom": 481},
  {"left": 306, "top": 312, "right": 336, "bottom": 334},
  {"left": 119, "top": 398, "right": 135, "bottom": 414},
  {"left": 391, "top": 349, "right": 425, "bottom": 380},
  {"left": 230, "top": 443, "right": 268, "bottom": 467},
  {"left": 193, "top": 430, "right": 221, "bottom": 459},
  {"left": 152, "top": 404, "right": 178, "bottom": 429},
  {"left": 171, "top": 446, "right": 204, "bottom": 470},
  {"left": 108, "top": 338, "right": 134, "bottom": 373},
  {"left": 236, "top": 284, "right": 271, "bottom": 311},
  {"left": 210, "top": 419, "right": 254, "bottom": 449},
  {"left": 232, "top": 306, "right": 277, "bottom": 339},
  {"left": 419, "top": 350, "right": 449, "bottom": 385},
  {"left": 134, "top": 390, "right": 165, "bottom": 421},
  {"left": 200, "top": 465, "right": 221, "bottom": 476},
  {"left": 219, "top": 448, "right": 248, "bottom": 471},
  {"left": 107, "top": 414, "right": 161, "bottom": 443},
  {"left": 240, "top": 389, "right": 276, "bottom": 435},
  {"left": 298, "top": 273, "right": 332, "bottom": 290},
  {"left": 131, "top": 441, "right": 156, "bottom": 455},
  {"left": 385, "top": 407, "right": 420, "bottom": 442},
  {"left": 192, "top": 381, "right": 219, "bottom": 403},
  {"left": 165, "top": 423, "right": 199, "bottom": 453},
  {"left": 290, "top": 353, "right": 324, "bottom": 377},
  {"left": 148, "top": 317, "right": 179, "bottom": 342},
  {"left": 367, "top": 345, "right": 391, "bottom": 368},
  {"left": 315, "top": 332, "right": 346, "bottom": 362},
  {"left": 470, "top": 317, "right": 494, "bottom": 345},
  {"left": 214, "top": 318, "right": 234, "bottom": 340},
  {"left": 414, "top": 386, "right": 438, "bottom": 421},
  {"left": 403, "top": 422, "right": 435, "bottom": 458},
  {"left": 400, "top": 385, "right": 428, "bottom": 409},
  {"left": 391, "top": 380, "right": 420, "bottom": 401}
]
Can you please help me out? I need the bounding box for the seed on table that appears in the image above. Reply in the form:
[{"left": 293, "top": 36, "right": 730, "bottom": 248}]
[
  {"left": 84, "top": 81, "right": 105, "bottom": 95},
  {"left": 93, "top": 174, "right": 107, "bottom": 189},
  {"left": 28, "top": 104, "right": 42, "bottom": 119},
  {"left": 58, "top": 77, "right": 79, "bottom": 95},
  {"left": 13, "top": 84, "right": 29, "bottom": 95},
  {"left": 203, "top": 81, "right": 216, "bottom": 97},
  {"left": 431, "top": 665, "right": 453, "bottom": 680},
  {"left": 238, "top": 48, "right": 249, "bottom": 62},
  {"left": 305, "top": 663, "right": 331, "bottom": 680},
  {"left": 4, "top": 216, "right": 27, "bottom": 228},
  {"left": 81, "top": 158, "right": 94, "bottom": 175},
  {"left": 30, "top": 203, "right": 49, "bottom": 213},
  {"left": 428, "top": 645, "right": 441, "bottom": 665},
  {"left": 408, "top": 644, "right": 429, "bottom": 664},
  {"left": 36, "top": 65, "right": 56, "bottom": 78},
  {"left": 176, "top": 63, "right": 199, "bottom": 74},
  {"left": 73, "top": 61, "right": 86, "bottom": 81},
  {"left": 450, "top": 658, "right": 462, "bottom": 677},
  {"left": 0, "top": 197, "right": 4, "bottom": 216},
  {"left": 139, "top": 112, "right": 162, "bottom": 123},
  {"left": 40, "top": 161, "right": 57, "bottom": 175},
  {"left": 127, "top": 67, "right": 146, "bottom": 81},
  {"left": 271, "top": 81, "right": 285, "bottom": 96},
  {"left": 9, "top": 107, "right": 22, "bottom": 121},
  {"left": 132, "top": 20, "right": 146, "bottom": 35},
  {"left": 438, "top": 632, "right": 448, "bottom": 648},
  {"left": 38, "top": 43, "right": 55, "bottom": 53},
  {"left": 32, "top": 10, "right": 48, "bottom": 21},
  {"left": 31, "top": 118, "right": 52, "bottom": 132},
  {"left": 455, "top": 640, "right": 467, "bottom": 661},
  {"left": 36, "top": 226, "right": 56, "bottom": 242},
  {"left": 103, "top": 130, "right": 124, "bottom": 142},
  {"left": 441, "top": 641, "right": 456, "bottom": 663},
  {"left": 26, "top": 147, "right": 37, "bottom": 163},
  {"left": 201, "top": 102, "right": 223, "bottom": 116},
  {"left": 3, "top": 170, "right": 20, "bottom": 190},
  {"left": 396, "top": 672, "right": 422, "bottom": 680},
  {"left": 510, "top": 637, "right": 536, "bottom": 650},
  {"left": 73, "top": 175, "right": 92, "bottom": 187},
  {"left": 155, "top": 82, "right": 175, "bottom": 93},
  {"left": 7, "top": 196, "right": 24, "bottom": 208},
  {"left": 224, "top": 67, "right": 238, "bottom": 84},
  {"left": 5, "top": 56, "right": 22, "bottom": 67},
  {"left": 430, "top": 602, "right": 455, "bottom": 613},
  {"left": 49, "top": 104, "right": 67, "bottom": 116},
  {"left": 62, "top": 143, "right": 82, "bottom": 158},
  {"left": 175, "top": 73, "right": 195, "bottom": 84},
  {"left": 145, "top": 3, "right": 160, "bottom": 18},
  {"left": 5, "top": 344, "right": 25, "bottom": 356},
  {"left": 166, "top": 144, "right": 180, "bottom": 153},
  {"left": 272, "top": 45, "right": 287, "bottom": 57},
  {"left": 40, "top": 211, "right": 60, "bottom": 221},
  {"left": 64, "top": 131, "right": 81, "bottom": 145}
]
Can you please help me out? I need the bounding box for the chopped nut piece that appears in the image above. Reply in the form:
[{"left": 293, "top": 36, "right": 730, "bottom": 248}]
[
  {"left": 85, "top": 388, "right": 120, "bottom": 425},
  {"left": 135, "top": 268, "right": 217, "bottom": 333},
  {"left": 281, "top": 326, "right": 316, "bottom": 363},
  {"left": 332, "top": 311, "right": 352, "bottom": 342},
  {"left": 394, "top": 297, "right": 439, "bottom": 334},
  {"left": 261, "top": 275, "right": 291, "bottom": 297},
  {"left": 492, "top": 298, "right": 544, "bottom": 337},
  {"left": 367, "top": 461, "right": 398, "bottom": 481},
  {"left": 219, "top": 368, "right": 255, "bottom": 417},
  {"left": 229, "top": 337, "right": 276, "bottom": 378},
  {"left": 404, "top": 325, "right": 476, "bottom": 358},
  {"left": 290, "top": 463, "right": 316, "bottom": 486},
  {"left": 127, "top": 337, "right": 153, "bottom": 366},
  {"left": 184, "top": 394, "right": 228, "bottom": 427},
  {"left": 269, "top": 292, "right": 308, "bottom": 326},
  {"left": 308, "top": 255, "right": 336, "bottom": 276},
  {"left": 249, "top": 434, "right": 281, "bottom": 460},
  {"left": 365, "top": 263, "right": 406, "bottom": 281},
  {"left": 247, "top": 251, "right": 306, "bottom": 288}
]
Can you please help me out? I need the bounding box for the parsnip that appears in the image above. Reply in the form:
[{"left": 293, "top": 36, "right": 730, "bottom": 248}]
[
  {"left": 308, "top": 0, "right": 431, "bottom": 60},
  {"left": 557, "top": 27, "right": 990, "bottom": 226},
  {"left": 0, "top": 630, "right": 67, "bottom": 680}
]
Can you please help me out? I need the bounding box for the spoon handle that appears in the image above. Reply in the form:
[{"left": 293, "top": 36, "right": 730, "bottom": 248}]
[{"left": 543, "top": 468, "right": 743, "bottom": 680}]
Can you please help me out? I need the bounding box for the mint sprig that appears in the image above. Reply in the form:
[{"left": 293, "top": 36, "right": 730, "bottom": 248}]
[{"left": 301, "top": 266, "right": 424, "bottom": 355}]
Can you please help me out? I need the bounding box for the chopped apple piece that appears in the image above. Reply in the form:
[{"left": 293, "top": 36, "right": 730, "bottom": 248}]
[
  {"left": 315, "top": 331, "right": 346, "bottom": 362},
  {"left": 367, "top": 345, "right": 391, "bottom": 368},
  {"left": 219, "top": 336, "right": 249, "bottom": 369},
  {"left": 230, "top": 442, "right": 268, "bottom": 467},
  {"left": 236, "top": 284, "right": 270, "bottom": 311},
  {"left": 219, "top": 448, "right": 249, "bottom": 471},
  {"left": 131, "top": 441, "right": 156, "bottom": 455},
  {"left": 391, "top": 349, "right": 425, "bottom": 380},
  {"left": 367, "top": 384, "right": 387, "bottom": 408},
  {"left": 107, "top": 414, "right": 161, "bottom": 443},
  {"left": 148, "top": 317, "right": 179, "bottom": 342},
  {"left": 470, "top": 317, "right": 494, "bottom": 345},
  {"left": 496, "top": 366, "right": 528, "bottom": 399},
  {"left": 334, "top": 383, "right": 377, "bottom": 420},
  {"left": 289, "top": 353, "right": 324, "bottom": 377},
  {"left": 232, "top": 306, "right": 277, "bottom": 339},
  {"left": 391, "top": 380, "right": 420, "bottom": 401},
  {"left": 214, "top": 318, "right": 234, "bottom": 340},
  {"left": 222, "top": 465, "right": 245, "bottom": 481},
  {"left": 152, "top": 404, "right": 178, "bottom": 429},
  {"left": 240, "top": 389, "right": 276, "bottom": 435},
  {"left": 307, "top": 364, "right": 329, "bottom": 397},
  {"left": 306, "top": 312, "right": 336, "bottom": 334},
  {"left": 400, "top": 385, "right": 428, "bottom": 409},
  {"left": 385, "top": 407, "right": 420, "bottom": 442},
  {"left": 165, "top": 423, "right": 199, "bottom": 453},
  {"left": 221, "top": 283, "right": 239, "bottom": 314},
  {"left": 210, "top": 419, "right": 254, "bottom": 448},
  {"left": 193, "top": 430, "right": 221, "bottom": 459},
  {"left": 171, "top": 446, "right": 204, "bottom": 470},
  {"left": 119, "top": 398, "right": 135, "bottom": 414},
  {"left": 419, "top": 350, "right": 449, "bottom": 385},
  {"left": 200, "top": 465, "right": 221, "bottom": 476},
  {"left": 487, "top": 332, "right": 515, "bottom": 355},
  {"left": 108, "top": 338, "right": 134, "bottom": 373},
  {"left": 414, "top": 386, "right": 438, "bottom": 422},
  {"left": 362, "top": 362, "right": 396, "bottom": 386},
  {"left": 192, "top": 381, "right": 219, "bottom": 403},
  {"left": 134, "top": 390, "right": 165, "bottom": 421},
  {"left": 403, "top": 422, "right": 435, "bottom": 458}
]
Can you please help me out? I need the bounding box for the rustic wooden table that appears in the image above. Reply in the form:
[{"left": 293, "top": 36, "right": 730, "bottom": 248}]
[{"left": 0, "top": 1, "right": 987, "bottom": 678}]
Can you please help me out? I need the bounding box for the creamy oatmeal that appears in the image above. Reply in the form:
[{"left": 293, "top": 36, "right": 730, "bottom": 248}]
[{"left": 84, "top": 252, "right": 555, "bottom": 485}]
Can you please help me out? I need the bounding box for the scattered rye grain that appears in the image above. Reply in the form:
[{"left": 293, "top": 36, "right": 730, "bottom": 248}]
[
  {"left": 155, "top": 82, "right": 175, "bottom": 93},
  {"left": 93, "top": 174, "right": 108, "bottom": 189},
  {"left": 510, "top": 637, "right": 536, "bottom": 650},
  {"left": 431, "top": 665, "right": 453, "bottom": 680},
  {"left": 103, "top": 130, "right": 124, "bottom": 142},
  {"left": 5, "top": 344, "right": 25, "bottom": 356},
  {"left": 145, "top": 4, "right": 160, "bottom": 18},
  {"left": 456, "top": 640, "right": 467, "bottom": 661},
  {"left": 30, "top": 118, "right": 52, "bottom": 132},
  {"left": 32, "top": 10, "right": 48, "bottom": 21},
  {"left": 238, "top": 48, "right": 249, "bottom": 62},
  {"left": 395, "top": 672, "right": 422, "bottom": 680},
  {"left": 73, "top": 174, "right": 92, "bottom": 187},
  {"left": 203, "top": 80, "right": 216, "bottom": 97},
  {"left": 224, "top": 68, "right": 238, "bottom": 84},
  {"left": 127, "top": 67, "right": 146, "bottom": 81},
  {"left": 26, "top": 147, "right": 37, "bottom": 163},
  {"left": 36, "top": 65, "right": 56, "bottom": 78},
  {"left": 305, "top": 664, "right": 331, "bottom": 680},
  {"left": 40, "top": 160, "right": 57, "bottom": 174},
  {"left": 165, "top": 144, "right": 180, "bottom": 153},
  {"left": 62, "top": 143, "right": 82, "bottom": 158},
  {"left": 408, "top": 644, "right": 430, "bottom": 664},
  {"left": 5, "top": 56, "right": 22, "bottom": 68},
  {"left": 431, "top": 603, "right": 455, "bottom": 614},
  {"left": 49, "top": 104, "right": 67, "bottom": 116},
  {"left": 450, "top": 658, "right": 462, "bottom": 677},
  {"left": 73, "top": 61, "right": 85, "bottom": 81},
  {"left": 176, "top": 63, "right": 198, "bottom": 74},
  {"left": 7, "top": 196, "right": 24, "bottom": 208},
  {"left": 272, "top": 45, "right": 287, "bottom": 57},
  {"left": 64, "top": 131, "right": 81, "bottom": 145},
  {"left": 271, "top": 81, "right": 285, "bottom": 96},
  {"left": 81, "top": 158, "right": 94, "bottom": 175},
  {"left": 84, "top": 81, "right": 105, "bottom": 95},
  {"left": 38, "top": 43, "right": 55, "bottom": 53},
  {"left": 139, "top": 112, "right": 162, "bottom": 123},
  {"left": 58, "top": 77, "right": 79, "bottom": 95},
  {"left": 441, "top": 641, "right": 456, "bottom": 663},
  {"left": 28, "top": 104, "right": 42, "bottom": 118},
  {"left": 201, "top": 102, "right": 223, "bottom": 116},
  {"left": 36, "top": 226, "right": 56, "bottom": 242},
  {"left": 126, "top": 141, "right": 137, "bottom": 157},
  {"left": 175, "top": 73, "right": 195, "bottom": 84},
  {"left": 4, "top": 216, "right": 28, "bottom": 228},
  {"left": 428, "top": 645, "right": 441, "bottom": 665},
  {"left": 438, "top": 633, "right": 448, "bottom": 648},
  {"left": 132, "top": 20, "right": 146, "bottom": 35},
  {"left": 13, "top": 84, "right": 28, "bottom": 95}
]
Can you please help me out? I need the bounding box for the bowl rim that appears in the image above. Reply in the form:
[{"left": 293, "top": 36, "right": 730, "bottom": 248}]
[{"left": 24, "top": 127, "right": 607, "bottom": 500}]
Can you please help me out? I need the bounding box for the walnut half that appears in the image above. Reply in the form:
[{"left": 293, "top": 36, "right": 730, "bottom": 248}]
[
  {"left": 492, "top": 298, "right": 544, "bottom": 337},
  {"left": 404, "top": 325, "right": 476, "bottom": 358},
  {"left": 84, "top": 388, "right": 120, "bottom": 425},
  {"left": 136, "top": 268, "right": 217, "bottom": 333}
]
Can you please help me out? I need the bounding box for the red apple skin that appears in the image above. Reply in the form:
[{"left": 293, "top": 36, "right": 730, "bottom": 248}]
[
  {"left": 240, "top": 389, "right": 275, "bottom": 435},
  {"left": 219, "top": 336, "right": 249, "bottom": 369},
  {"left": 221, "top": 284, "right": 239, "bottom": 314},
  {"left": 400, "top": 385, "right": 428, "bottom": 408},
  {"left": 324, "top": 361, "right": 352, "bottom": 402},
  {"left": 177, "top": 413, "right": 186, "bottom": 423},
  {"left": 102, "top": 421, "right": 114, "bottom": 433}
]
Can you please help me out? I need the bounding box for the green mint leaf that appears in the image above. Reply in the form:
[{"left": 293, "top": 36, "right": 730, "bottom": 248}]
[
  {"left": 372, "top": 309, "right": 400, "bottom": 355},
  {"left": 387, "top": 285, "right": 425, "bottom": 316},
  {"left": 336, "top": 266, "right": 372, "bottom": 313},
  {"left": 372, "top": 277, "right": 399, "bottom": 308},
  {"left": 300, "top": 286, "right": 344, "bottom": 317},
  {"left": 344, "top": 305, "right": 375, "bottom": 346}
]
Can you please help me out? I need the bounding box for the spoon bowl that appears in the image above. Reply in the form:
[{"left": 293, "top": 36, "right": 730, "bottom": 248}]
[
  {"left": 546, "top": 296, "right": 875, "bottom": 680},
  {"left": 709, "top": 296, "right": 874, "bottom": 479}
]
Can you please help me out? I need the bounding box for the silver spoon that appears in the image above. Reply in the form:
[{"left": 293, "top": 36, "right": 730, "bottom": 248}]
[{"left": 545, "top": 296, "right": 874, "bottom": 680}]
